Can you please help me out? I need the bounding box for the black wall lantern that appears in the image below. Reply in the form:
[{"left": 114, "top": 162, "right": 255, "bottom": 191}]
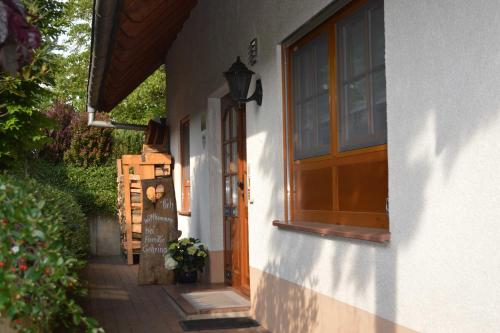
[{"left": 223, "top": 56, "right": 262, "bottom": 106}]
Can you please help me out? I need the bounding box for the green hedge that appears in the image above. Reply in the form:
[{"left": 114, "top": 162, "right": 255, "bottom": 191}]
[
  {"left": 30, "top": 160, "right": 117, "bottom": 216},
  {"left": 0, "top": 174, "right": 101, "bottom": 332},
  {"left": 38, "top": 184, "right": 90, "bottom": 259}
]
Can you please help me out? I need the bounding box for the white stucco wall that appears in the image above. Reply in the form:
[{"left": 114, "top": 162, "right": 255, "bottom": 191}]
[{"left": 165, "top": 0, "right": 500, "bottom": 331}]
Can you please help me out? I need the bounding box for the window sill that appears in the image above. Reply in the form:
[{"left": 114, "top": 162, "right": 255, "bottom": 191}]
[
  {"left": 272, "top": 220, "right": 390, "bottom": 243},
  {"left": 178, "top": 211, "right": 191, "bottom": 217}
]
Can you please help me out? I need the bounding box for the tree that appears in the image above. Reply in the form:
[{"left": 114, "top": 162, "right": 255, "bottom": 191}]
[
  {"left": 52, "top": 0, "right": 92, "bottom": 111},
  {"left": 110, "top": 66, "right": 166, "bottom": 124},
  {"left": 52, "top": 0, "right": 166, "bottom": 122},
  {"left": 0, "top": 0, "right": 65, "bottom": 168}
]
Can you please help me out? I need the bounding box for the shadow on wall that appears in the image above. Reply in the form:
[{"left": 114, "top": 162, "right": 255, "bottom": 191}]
[
  {"left": 250, "top": 2, "right": 500, "bottom": 330},
  {"left": 252, "top": 238, "right": 320, "bottom": 333}
]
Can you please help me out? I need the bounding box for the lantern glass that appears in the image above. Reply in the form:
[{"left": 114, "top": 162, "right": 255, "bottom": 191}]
[{"left": 224, "top": 57, "right": 255, "bottom": 102}]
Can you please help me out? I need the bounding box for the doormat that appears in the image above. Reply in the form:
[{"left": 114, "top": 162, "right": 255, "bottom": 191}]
[
  {"left": 181, "top": 290, "right": 250, "bottom": 310},
  {"left": 179, "top": 317, "right": 260, "bottom": 331}
]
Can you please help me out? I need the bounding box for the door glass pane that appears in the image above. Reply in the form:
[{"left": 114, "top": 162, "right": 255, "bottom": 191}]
[
  {"left": 225, "top": 144, "right": 230, "bottom": 175},
  {"left": 337, "top": 2, "right": 387, "bottom": 152},
  {"left": 232, "top": 108, "right": 238, "bottom": 140},
  {"left": 232, "top": 176, "right": 238, "bottom": 207},
  {"left": 225, "top": 218, "right": 231, "bottom": 250},
  {"left": 292, "top": 32, "right": 330, "bottom": 160},
  {"left": 230, "top": 142, "right": 238, "bottom": 173},
  {"left": 224, "top": 114, "right": 230, "bottom": 142},
  {"left": 225, "top": 177, "right": 231, "bottom": 205}
]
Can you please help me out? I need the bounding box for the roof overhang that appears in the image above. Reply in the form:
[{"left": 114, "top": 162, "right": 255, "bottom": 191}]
[{"left": 87, "top": 0, "right": 197, "bottom": 113}]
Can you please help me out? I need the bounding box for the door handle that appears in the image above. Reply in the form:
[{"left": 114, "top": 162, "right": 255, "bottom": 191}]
[{"left": 238, "top": 181, "right": 244, "bottom": 190}]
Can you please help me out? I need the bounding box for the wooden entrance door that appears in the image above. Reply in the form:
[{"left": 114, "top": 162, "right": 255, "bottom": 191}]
[{"left": 222, "top": 95, "right": 250, "bottom": 296}]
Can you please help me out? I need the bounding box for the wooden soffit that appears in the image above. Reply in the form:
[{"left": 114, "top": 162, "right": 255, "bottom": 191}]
[{"left": 94, "top": 0, "right": 197, "bottom": 112}]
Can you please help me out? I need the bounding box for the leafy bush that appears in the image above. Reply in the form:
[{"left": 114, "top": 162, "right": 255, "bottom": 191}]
[
  {"left": 0, "top": 173, "right": 101, "bottom": 332},
  {"left": 30, "top": 159, "right": 117, "bottom": 216},
  {"left": 64, "top": 113, "right": 113, "bottom": 168},
  {"left": 0, "top": 106, "right": 54, "bottom": 169},
  {"left": 39, "top": 102, "right": 78, "bottom": 163},
  {"left": 38, "top": 184, "right": 90, "bottom": 259},
  {"left": 111, "top": 129, "right": 144, "bottom": 160}
]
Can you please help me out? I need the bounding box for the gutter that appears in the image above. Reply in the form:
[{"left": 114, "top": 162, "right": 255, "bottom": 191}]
[
  {"left": 86, "top": 0, "right": 147, "bottom": 132},
  {"left": 87, "top": 107, "right": 148, "bottom": 131}
]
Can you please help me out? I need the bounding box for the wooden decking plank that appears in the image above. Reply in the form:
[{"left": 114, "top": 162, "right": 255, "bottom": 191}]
[
  {"left": 115, "top": 262, "right": 174, "bottom": 333},
  {"left": 90, "top": 259, "right": 119, "bottom": 333},
  {"left": 101, "top": 266, "right": 128, "bottom": 333},
  {"left": 104, "top": 258, "right": 136, "bottom": 333},
  {"left": 82, "top": 257, "right": 267, "bottom": 333},
  {"left": 141, "top": 282, "right": 185, "bottom": 333}
]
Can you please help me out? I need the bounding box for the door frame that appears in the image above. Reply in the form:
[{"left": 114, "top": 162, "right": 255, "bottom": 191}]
[{"left": 221, "top": 94, "right": 250, "bottom": 296}]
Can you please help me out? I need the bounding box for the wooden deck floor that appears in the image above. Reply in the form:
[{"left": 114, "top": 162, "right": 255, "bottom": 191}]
[{"left": 81, "top": 256, "right": 268, "bottom": 333}]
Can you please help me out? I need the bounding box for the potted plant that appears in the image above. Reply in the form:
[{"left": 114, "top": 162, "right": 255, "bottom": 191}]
[{"left": 164, "top": 237, "right": 208, "bottom": 283}]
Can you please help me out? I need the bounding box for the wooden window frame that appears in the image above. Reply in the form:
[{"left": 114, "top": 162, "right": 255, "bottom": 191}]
[
  {"left": 179, "top": 116, "right": 191, "bottom": 215},
  {"left": 281, "top": 0, "right": 389, "bottom": 232}
]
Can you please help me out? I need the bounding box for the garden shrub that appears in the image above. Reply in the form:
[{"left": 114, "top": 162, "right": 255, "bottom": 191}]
[
  {"left": 38, "top": 184, "right": 90, "bottom": 259},
  {"left": 0, "top": 173, "right": 102, "bottom": 332},
  {"left": 30, "top": 159, "right": 117, "bottom": 216},
  {"left": 39, "top": 102, "right": 78, "bottom": 163},
  {"left": 64, "top": 113, "right": 113, "bottom": 168},
  {"left": 111, "top": 129, "right": 144, "bottom": 160}
]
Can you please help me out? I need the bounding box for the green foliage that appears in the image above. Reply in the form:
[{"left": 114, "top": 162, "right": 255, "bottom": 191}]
[
  {"left": 52, "top": 50, "right": 90, "bottom": 112},
  {"left": 111, "top": 129, "right": 144, "bottom": 160},
  {"left": 165, "top": 238, "right": 208, "bottom": 273},
  {"left": 0, "top": 106, "right": 54, "bottom": 168},
  {"left": 51, "top": 0, "right": 92, "bottom": 111},
  {"left": 53, "top": 0, "right": 166, "bottom": 121},
  {"left": 38, "top": 185, "right": 90, "bottom": 259},
  {"left": 64, "top": 114, "right": 113, "bottom": 168},
  {"left": 0, "top": 173, "right": 102, "bottom": 332},
  {"left": 0, "top": 0, "right": 66, "bottom": 168},
  {"left": 39, "top": 102, "right": 78, "bottom": 163},
  {"left": 110, "top": 67, "right": 167, "bottom": 124},
  {"left": 30, "top": 160, "right": 117, "bottom": 216}
]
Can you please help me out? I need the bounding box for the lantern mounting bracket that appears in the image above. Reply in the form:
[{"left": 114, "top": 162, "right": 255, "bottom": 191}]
[{"left": 239, "top": 79, "right": 262, "bottom": 106}]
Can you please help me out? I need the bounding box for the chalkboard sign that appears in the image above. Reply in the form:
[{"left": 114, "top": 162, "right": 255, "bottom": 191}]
[{"left": 138, "top": 177, "right": 180, "bottom": 285}]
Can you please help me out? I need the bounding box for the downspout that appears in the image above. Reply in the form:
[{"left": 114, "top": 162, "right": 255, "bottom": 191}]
[{"left": 87, "top": 0, "right": 147, "bottom": 132}]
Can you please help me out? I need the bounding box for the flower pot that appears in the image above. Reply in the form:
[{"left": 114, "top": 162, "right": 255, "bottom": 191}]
[{"left": 176, "top": 270, "right": 198, "bottom": 284}]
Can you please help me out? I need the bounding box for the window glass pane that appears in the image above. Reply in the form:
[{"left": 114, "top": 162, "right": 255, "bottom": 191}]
[
  {"left": 372, "top": 68, "right": 387, "bottom": 143},
  {"left": 292, "top": 32, "right": 330, "bottom": 160},
  {"left": 372, "top": 68, "right": 386, "bottom": 106},
  {"left": 344, "top": 13, "right": 365, "bottom": 79},
  {"left": 342, "top": 77, "right": 369, "bottom": 146},
  {"left": 337, "top": 2, "right": 387, "bottom": 152},
  {"left": 370, "top": 4, "right": 385, "bottom": 67}
]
